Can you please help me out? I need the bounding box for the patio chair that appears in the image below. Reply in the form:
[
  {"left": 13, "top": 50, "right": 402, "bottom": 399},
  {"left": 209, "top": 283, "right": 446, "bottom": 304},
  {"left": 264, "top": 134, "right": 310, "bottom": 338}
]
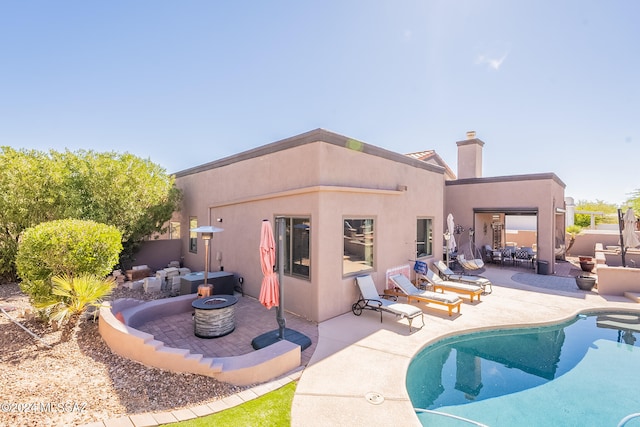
[
  {"left": 514, "top": 247, "right": 535, "bottom": 269},
  {"left": 482, "top": 244, "right": 494, "bottom": 263},
  {"left": 421, "top": 269, "right": 483, "bottom": 302},
  {"left": 500, "top": 247, "right": 515, "bottom": 266},
  {"left": 388, "top": 274, "right": 462, "bottom": 317},
  {"left": 352, "top": 275, "right": 424, "bottom": 332},
  {"left": 433, "top": 260, "right": 493, "bottom": 294}
]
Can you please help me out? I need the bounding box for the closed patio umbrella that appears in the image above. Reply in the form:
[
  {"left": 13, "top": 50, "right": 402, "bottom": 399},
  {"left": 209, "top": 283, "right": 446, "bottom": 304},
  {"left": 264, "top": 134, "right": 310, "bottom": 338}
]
[
  {"left": 447, "top": 213, "right": 457, "bottom": 253},
  {"left": 252, "top": 218, "right": 311, "bottom": 351},
  {"left": 618, "top": 208, "right": 640, "bottom": 267},
  {"left": 445, "top": 213, "right": 457, "bottom": 267},
  {"left": 258, "top": 219, "right": 279, "bottom": 310}
]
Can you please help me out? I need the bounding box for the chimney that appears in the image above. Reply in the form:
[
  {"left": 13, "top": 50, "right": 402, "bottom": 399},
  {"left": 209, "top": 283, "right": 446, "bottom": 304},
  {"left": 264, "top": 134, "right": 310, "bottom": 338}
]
[{"left": 456, "top": 131, "right": 484, "bottom": 179}]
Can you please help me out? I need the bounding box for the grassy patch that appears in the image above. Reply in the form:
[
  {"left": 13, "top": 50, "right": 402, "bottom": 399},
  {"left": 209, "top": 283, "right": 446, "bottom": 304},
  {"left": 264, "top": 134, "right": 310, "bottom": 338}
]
[{"left": 167, "top": 381, "right": 296, "bottom": 427}]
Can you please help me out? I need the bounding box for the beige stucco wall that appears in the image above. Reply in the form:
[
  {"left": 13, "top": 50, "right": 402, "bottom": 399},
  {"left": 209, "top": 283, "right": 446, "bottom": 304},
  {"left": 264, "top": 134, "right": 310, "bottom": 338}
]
[
  {"left": 506, "top": 230, "right": 537, "bottom": 248},
  {"left": 567, "top": 229, "right": 639, "bottom": 258},
  {"left": 174, "top": 133, "right": 444, "bottom": 323},
  {"left": 170, "top": 129, "right": 565, "bottom": 321},
  {"left": 456, "top": 139, "right": 483, "bottom": 179},
  {"left": 596, "top": 264, "right": 640, "bottom": 295},
  {"left": 445, "top": 174, "right": 565, "bottom": 274}
]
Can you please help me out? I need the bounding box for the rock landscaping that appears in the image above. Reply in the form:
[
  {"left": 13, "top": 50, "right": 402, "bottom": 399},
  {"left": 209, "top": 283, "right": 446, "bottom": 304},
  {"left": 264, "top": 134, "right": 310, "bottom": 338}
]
[{"left": 0, "top": 282, "right": 246, "bottom": 427}]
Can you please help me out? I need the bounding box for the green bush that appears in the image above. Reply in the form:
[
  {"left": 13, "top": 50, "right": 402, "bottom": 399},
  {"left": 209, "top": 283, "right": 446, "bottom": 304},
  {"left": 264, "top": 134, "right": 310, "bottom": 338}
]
[{"left": 16, "top": 219, "right": 122, "bottom": 304}]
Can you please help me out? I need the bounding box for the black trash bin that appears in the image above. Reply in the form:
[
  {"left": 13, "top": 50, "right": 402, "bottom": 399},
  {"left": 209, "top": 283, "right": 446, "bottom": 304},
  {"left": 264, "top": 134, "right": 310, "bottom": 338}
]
[{"left": 537, "top": 260, "right": 549, "bottom": 275}]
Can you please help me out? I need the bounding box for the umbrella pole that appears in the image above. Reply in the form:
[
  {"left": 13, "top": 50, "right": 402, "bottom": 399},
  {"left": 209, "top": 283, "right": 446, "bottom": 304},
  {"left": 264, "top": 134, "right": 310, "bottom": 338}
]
[
  {"left": 445, "top": 233, "right": 450, "bottom": 267},
  {"left": 252, "top": 218, "right": 311, "bottom": 351},
  {"left": 619, "top": 208, "right": 627, "bottom": 268},
  {"left": 276, "top": 216, "right": 286, "bottom": 340}
]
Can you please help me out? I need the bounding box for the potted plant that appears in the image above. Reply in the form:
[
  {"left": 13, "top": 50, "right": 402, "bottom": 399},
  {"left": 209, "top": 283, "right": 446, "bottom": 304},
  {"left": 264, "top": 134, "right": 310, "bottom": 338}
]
[
  {"left": 575, "top": 275, "right": 596, "bottom": 291},
  {"left": 578, "top": 256, "right": 595, "bottom": 272}
]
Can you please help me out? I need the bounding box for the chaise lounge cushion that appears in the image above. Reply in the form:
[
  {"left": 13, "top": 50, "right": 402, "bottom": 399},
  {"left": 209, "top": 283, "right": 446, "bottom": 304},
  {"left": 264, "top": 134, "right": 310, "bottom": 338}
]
[
  {"left": 390, "top": 274, "right": 461, "bottom": 304},
  {"left": 377, "top": 299, "right": 423, "bottom": 318},
  {"left": 434, "top": 260, "right": 491, "bottom": 287},
  {"left": 355, "top": 275, "right": 423, "bottom": 320}
]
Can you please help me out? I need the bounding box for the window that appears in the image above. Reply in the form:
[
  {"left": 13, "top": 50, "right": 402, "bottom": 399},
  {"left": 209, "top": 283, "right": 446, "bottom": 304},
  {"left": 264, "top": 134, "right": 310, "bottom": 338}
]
[
  {"left": 417, "top": 218, "right": 433, "bottom": 258},
  {"left": 281, "top": 217, "right": 311, "bottom": 279},
  {"left": 189, "top": 217, "right": 197, "bottom": 253},
  {"left": 343, "top": 218, "right": 374, "bottom": 275},
  {"left": 169, "top": 221, "right": 181, "bottom": 240}
]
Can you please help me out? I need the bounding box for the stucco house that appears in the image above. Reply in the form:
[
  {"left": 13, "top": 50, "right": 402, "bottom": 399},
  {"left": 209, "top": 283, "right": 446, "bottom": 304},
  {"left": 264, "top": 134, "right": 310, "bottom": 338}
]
[
  {"left": 167, "top": 128, "right": 566, "bottom": 323},
  {"left": 443, "top": 132, "right": 566, "bottom": 276}
]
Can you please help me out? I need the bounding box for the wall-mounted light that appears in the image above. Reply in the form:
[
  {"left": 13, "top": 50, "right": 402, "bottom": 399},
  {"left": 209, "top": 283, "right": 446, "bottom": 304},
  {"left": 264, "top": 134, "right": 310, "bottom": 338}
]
[{"left": 216, "top": 218, "right": 223, "bottom": 223}]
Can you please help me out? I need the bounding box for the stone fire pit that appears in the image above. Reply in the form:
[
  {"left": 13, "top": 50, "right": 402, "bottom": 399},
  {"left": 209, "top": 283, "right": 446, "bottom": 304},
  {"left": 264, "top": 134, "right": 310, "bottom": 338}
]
[{"left": 192, "top": 295, "right": 238, "bottom": 338}]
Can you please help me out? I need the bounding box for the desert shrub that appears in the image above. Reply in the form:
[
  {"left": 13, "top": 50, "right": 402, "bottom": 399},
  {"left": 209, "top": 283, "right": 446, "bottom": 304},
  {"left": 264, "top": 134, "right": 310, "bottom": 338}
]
[
  {"left": 16, "top": 219, "right": 122, "bottom": 304},
  {"left": 36, "top": 273, "right": 115, "bottom": 338},
  {"left": 565, "top": 224, "right": 582, "bottom": 255}
]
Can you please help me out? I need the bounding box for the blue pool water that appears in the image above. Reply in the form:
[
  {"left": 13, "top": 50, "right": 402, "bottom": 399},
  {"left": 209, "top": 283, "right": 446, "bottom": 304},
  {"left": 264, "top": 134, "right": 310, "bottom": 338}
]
[{"left": 406, "top": 312, "right": 640, "bottom": 426}]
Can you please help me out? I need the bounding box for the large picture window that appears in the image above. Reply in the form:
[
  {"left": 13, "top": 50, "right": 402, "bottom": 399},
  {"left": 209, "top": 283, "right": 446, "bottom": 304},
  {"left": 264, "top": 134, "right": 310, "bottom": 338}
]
[
  {"left": 417, "top": 218, "right": 433, "bottom": 258},
  {"left": 282, "top": 217, "right": 311, "bottom": 279},
  {"left": 189, "top": 217, "right": 198, "bottom": 253},
  {"left": 343, "top": 218, "right": 374, "bottom": 275}
]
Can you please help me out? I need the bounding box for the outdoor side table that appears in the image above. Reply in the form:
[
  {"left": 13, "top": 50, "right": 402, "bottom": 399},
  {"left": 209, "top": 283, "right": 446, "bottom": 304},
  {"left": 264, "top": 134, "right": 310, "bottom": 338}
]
[
  {"left": 180, "top": 271, "right": 235, "bottom": 295},
  {"left": 192, "top": 295, "right": 238, "bottom": 338}
]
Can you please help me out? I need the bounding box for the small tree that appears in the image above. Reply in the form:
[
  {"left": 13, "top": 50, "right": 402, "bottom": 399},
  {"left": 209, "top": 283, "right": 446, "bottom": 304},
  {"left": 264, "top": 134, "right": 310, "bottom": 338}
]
[
  {"left": 565, "top": 224, "right": 582, "bottom": 255},
  {"left": 0, "top": 147, "right": 64, "bottom": 281},
  {"left": 55, "top": 150, "right": 182, "bottom": 268},
  {"left": 0, "top": 147, "right": 181, "bottom": 281},
  {"left": 16, "top": 219, "right": 122, "bottom": 306},
  {"left": 574, "top": 199, "right": 618, "bottom": 228}
]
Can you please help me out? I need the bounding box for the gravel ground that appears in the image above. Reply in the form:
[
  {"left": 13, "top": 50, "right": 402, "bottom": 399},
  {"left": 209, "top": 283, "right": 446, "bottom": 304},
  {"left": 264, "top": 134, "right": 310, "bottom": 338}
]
[{"left": 0, "top": 282, "right": 247, "bottom": 427}]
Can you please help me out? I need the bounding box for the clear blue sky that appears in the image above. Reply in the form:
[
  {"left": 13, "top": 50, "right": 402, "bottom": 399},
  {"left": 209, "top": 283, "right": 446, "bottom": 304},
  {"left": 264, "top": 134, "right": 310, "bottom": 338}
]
[{"left": 1, "top": 1, "right": 638, "bottom": 206}]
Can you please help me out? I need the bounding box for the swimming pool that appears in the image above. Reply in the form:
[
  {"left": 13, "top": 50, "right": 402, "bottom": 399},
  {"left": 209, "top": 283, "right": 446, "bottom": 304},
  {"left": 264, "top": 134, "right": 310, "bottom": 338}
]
[{"left": 406, "top": 311, "right": 640, "bottom": 426}]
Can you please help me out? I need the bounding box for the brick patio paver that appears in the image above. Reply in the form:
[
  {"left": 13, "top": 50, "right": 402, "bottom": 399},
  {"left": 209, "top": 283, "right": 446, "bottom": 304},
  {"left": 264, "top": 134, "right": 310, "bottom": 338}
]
[{"left": 134, "top": 293, "right": 318, "bottom": 366}]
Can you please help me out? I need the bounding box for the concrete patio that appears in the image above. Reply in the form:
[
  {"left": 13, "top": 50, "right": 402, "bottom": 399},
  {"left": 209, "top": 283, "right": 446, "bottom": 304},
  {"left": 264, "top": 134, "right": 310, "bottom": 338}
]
[
  {"left": 291, "top": 261, "right": 640, "bottom": 426},
  {"left": 83, "top": 261, "right": 640, "bottom": 426}
]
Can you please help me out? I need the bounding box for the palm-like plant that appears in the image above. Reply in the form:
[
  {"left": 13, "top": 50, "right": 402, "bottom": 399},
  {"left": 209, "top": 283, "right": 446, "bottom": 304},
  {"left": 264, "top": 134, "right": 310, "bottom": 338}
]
[
  {"left": 565, "top": 225, "right": 582, "bottom": 256},
  {"left": 36, "top": 273, "right": 115, "bottom": 341}
]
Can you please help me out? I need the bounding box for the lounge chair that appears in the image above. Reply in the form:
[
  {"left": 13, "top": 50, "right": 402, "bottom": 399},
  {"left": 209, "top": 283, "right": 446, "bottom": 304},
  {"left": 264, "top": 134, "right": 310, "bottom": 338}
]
[
  {"left": 387, "top": 274, "right": 462, "bottom": 316},
  {"left": 433, "top": 260, "right": 493, "bottom": 294},
  {"left": 352, "top": 275, "right": 424, "bottom": 332},
  {"left": 421, "top": 269, "right": 483, "bottom": 302}
]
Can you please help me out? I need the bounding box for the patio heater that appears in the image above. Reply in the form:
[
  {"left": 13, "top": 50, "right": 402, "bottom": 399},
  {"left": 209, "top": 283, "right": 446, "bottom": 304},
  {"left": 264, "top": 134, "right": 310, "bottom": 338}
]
[{"left": 190, "top": 225, "right": 224, "bottom": 287}]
